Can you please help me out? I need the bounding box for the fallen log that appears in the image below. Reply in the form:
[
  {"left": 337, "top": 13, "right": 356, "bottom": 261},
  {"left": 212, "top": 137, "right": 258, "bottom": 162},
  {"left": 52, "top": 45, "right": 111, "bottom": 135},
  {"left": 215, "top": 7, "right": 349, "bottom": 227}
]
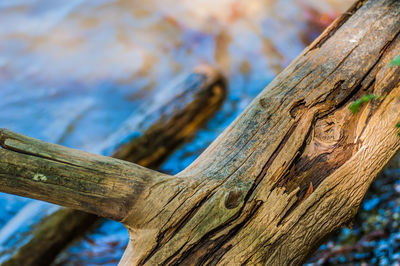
[
  {"left": 0, "top": 65, "right": 226, "bottom": 266},
  {"left": 0, "top": 0, "right": 400, "bottom": 264}
]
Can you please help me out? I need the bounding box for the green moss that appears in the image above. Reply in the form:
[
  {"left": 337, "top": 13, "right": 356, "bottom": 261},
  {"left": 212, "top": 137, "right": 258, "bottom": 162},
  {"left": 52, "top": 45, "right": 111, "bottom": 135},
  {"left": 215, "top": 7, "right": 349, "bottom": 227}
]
[
  {"left": 390, "top": 54, "right": 400, "bottom": 67},
  {"left": 396, "top": 123, "right": 400, "bottom": 137},
  {"left": 349, "top": 94, "right": 378, "bottom": 114}
]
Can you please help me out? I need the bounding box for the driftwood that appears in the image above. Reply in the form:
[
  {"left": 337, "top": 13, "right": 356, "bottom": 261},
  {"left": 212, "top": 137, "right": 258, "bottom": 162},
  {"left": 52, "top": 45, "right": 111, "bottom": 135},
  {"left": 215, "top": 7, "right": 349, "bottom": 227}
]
[
  {"left": 0, "top": 0, "right": 400, "bottom": 264},
  {"left": 1, "top": 66, "right": 226, "bottom": 266}
]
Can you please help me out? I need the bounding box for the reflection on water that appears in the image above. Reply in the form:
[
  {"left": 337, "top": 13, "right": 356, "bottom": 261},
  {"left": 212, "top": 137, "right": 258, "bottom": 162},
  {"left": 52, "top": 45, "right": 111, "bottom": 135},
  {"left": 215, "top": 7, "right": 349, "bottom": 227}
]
[{"left": 0, "top": 0, "right": 353, "bottom": 264}]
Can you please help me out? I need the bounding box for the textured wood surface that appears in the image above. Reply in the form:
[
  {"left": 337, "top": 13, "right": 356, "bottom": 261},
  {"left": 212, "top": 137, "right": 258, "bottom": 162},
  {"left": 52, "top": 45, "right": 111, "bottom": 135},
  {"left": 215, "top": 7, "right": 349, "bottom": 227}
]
[
  {"left": 0, "top": 0, "right": 400, "bottom": 265},
  {"left": 0, "top": 127, "right": 169, "bottom": 220},
  {"left": 120, "top": 1, "right": 400, "bottom": 264}
]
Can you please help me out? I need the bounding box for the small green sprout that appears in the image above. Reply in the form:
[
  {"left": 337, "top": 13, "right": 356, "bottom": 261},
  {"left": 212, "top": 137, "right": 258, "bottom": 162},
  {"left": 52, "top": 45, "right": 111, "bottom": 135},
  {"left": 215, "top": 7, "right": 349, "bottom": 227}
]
[
  {"left": 396, "top": 122, "right": 400, "bottom": 137},
  {"left": 390, "top": 54, "right": 400, "bottom": 67},
  {"left": 349, "top": 94, "right": 378, "bottom": 114}
]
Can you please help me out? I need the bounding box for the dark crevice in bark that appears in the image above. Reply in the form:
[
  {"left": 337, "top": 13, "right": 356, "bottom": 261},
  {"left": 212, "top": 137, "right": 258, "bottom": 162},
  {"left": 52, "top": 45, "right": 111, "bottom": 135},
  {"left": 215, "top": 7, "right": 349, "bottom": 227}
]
[
  {"left": 277, "top": 140, "right": 356, "bottom": 226},
  {"left": 170, "top": 200, "right": 263, "bottom": 265},
  {"left": 141, "top": 192, "right": 216, "bottom": 265},
  {"left": 199, "top": 203, "right": 263, "bottom": 265},
  {"left": 274, "top": 79, "right": 375, "bottom": 224},
  {"left": 270, "top": 120, "right": 314, "bottom": 194},
  {"left": 274, "top": 125, "right": 316, "bottom": 226}
]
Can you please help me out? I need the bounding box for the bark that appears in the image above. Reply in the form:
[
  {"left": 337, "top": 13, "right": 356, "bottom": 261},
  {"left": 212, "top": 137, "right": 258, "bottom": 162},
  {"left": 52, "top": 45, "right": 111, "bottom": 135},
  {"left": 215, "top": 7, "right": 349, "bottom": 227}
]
[
  {"left": 0, "top": 66, "right": 226, "bottom": 266},
  {"left": 1, "top": 0, "right": 400, "bottom": 265}
]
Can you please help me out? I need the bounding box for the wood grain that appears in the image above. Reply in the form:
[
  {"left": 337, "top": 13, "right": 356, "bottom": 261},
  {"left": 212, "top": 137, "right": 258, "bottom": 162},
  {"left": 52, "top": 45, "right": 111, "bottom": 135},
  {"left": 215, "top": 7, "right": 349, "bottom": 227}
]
[{"left": 120, "top": 1, "right": 400, "bottom": 264}]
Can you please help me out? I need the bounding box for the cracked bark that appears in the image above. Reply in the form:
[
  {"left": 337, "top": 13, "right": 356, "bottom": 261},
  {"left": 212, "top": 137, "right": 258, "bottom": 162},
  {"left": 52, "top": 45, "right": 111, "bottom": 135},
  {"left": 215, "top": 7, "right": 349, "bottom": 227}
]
[{"left": 1, "top": 0, "right": 400, "bottom": 265}]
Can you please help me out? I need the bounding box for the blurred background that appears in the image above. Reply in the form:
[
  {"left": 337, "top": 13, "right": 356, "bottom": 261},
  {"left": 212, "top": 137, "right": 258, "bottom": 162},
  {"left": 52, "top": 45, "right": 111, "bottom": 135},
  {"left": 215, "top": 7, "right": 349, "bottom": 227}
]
[{"left": 1, "top": 0, "right": 400, "bottom": 265}]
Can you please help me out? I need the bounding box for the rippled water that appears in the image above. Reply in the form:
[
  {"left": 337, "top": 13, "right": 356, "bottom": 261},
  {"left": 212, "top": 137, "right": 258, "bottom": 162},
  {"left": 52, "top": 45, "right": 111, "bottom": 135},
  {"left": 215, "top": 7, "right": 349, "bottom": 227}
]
[{"left": 8, "top": 0, "right": 399, "bottom": 265}]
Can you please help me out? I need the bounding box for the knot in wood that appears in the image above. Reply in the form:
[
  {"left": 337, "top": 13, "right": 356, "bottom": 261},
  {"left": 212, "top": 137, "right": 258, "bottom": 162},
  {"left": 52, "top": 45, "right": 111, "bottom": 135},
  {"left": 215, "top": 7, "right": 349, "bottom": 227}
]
[
  {"left": 259, "top": 97, "right": 270, "bottom": 109},
  {"left": 224, "top": 189, "right": 242, "bottom": 209},
  {"left": 314, "top": 113, "right": 345, "bottom": 144}
]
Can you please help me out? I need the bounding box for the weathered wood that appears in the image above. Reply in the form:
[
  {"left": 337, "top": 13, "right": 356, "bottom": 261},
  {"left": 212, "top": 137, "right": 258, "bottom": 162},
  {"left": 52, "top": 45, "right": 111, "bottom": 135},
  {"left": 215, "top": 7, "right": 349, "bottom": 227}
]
[
  {"left": 0, "top": 127, "right": 170, "bottom": 221},
  {"left": 0, "top": 0, "right": 400, "bottom": 265},
  {"left": 119, "top": 1, "right": 400, "bottom": 264},
  {"left": 1, "top": 65, "right": 226, "bottom": 266}
]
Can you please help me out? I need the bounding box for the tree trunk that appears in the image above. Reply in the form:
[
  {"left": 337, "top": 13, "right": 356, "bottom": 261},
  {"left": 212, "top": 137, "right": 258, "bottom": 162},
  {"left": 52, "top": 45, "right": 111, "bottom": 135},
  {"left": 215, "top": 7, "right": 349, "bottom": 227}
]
[
  {"left": 1, "top": 65, "right": 226, "bottom": 266},
  {"left": 0, "top": 0, "right": 400, "bottom": 265}
]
